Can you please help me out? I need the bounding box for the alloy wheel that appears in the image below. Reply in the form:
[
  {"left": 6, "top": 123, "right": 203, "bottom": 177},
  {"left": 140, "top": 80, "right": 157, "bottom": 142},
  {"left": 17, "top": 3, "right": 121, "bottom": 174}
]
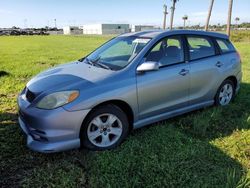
[
  {"left": 87, "top": 113, "right": 123, "bottom": 147},
  {"left": 219, "top": 83, "right": 233, "bottom": 105}
]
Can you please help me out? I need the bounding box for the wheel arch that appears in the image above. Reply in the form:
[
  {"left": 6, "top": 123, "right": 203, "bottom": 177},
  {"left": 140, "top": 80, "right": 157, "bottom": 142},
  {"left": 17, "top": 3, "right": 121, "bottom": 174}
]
[
  {"left": 225, "top": 75, "right": 238, "bottom": 88},
  {"left": 214, "top": 75, "right": 237, "bottom": 104},
  {"left": 81, "top": 100, "right": 134, "bottom": 132}
]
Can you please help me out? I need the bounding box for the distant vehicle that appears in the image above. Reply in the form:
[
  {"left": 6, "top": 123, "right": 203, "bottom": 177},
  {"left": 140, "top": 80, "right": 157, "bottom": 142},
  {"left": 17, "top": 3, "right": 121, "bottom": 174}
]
[
  {"left": 18, "top": 30, "right": 242, "bottom": 153},
  {"left": 0, "top": 29, "right": 49, "bottom": 36}
]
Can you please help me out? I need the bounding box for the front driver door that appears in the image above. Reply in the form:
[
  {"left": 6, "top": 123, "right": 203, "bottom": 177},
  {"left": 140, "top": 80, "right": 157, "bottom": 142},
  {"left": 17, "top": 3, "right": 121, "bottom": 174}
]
[{"left": 136, "top": 35, "right": 190, "bottom": 120}]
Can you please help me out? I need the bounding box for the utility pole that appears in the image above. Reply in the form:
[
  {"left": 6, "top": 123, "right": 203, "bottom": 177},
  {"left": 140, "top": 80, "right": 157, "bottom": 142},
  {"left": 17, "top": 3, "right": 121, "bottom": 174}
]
[
  {"left": 170, "top": 0, "right": 178, "bottom": 30},
  {"left": 47, "top": 20, "right": 50, "bottom": 28},
  {"left": 163, "top": 4, "right": 168, "bottom": 29},
  {"left": 227, "top": 0, "right": 233, "bottom": 37},
  {"left": 54, "top": 19, "right": 57, "bottom": 28},
  {"left": 205, "top": 0, "right": 214, "bottom": 31},
  {"left": 23, "top": 19, "right": 27, "bottom": 28}
]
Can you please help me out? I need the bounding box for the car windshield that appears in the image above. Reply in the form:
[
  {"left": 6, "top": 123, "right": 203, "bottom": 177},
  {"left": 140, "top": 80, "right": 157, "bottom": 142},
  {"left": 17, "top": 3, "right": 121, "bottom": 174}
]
[{"left": 83, "top": 36, "right": 151, "bottom": 70}]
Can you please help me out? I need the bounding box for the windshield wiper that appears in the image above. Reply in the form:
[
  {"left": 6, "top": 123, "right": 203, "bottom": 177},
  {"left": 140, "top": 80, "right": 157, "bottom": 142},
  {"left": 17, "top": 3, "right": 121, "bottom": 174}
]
[
  {"left": 85, "top": 57, "right": 111, "bottom": 70},
  {"left": 95, "top": 61, "right": 111, "bottom": 70},
  {"left": 84, "top": 57, "right": 94, "bottom": 65}
]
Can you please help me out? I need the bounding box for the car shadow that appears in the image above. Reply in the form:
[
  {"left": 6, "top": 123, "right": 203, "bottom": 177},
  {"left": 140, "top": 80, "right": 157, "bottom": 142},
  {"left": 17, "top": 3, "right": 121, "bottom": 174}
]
[
  {"left": 1, "top": 108, "right": 93, "bottom": 186},
  {"left": 84, "top": 82, "right": 249, "bottom": 187},
  {"left": 170, "top": 82, "right": 250, "bottom": 140},
  {"left": 0, "top": 83, "right": 249, "bottom": 187},
  {"left": 0, "top": 112, "right": 18, "bottom": 124}
]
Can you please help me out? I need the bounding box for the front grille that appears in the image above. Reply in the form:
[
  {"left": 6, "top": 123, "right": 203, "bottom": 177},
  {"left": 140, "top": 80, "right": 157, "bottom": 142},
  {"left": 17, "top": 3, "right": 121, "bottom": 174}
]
[{"left": 26, "top": 88, "right": 36, "bottom": 102}]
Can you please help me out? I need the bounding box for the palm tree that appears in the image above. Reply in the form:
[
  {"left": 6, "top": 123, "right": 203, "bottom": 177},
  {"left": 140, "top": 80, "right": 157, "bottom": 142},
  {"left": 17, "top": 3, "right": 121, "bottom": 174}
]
[
  {"left": 163, "top": 4, "right": 168, "bottom": 29},
  {"left": 170, "top": 0, "right": 178, "bottom": 30},
  {"left": 227, "top": 0, "right": 233, "bottom": 37},
  {"left": 182, "top": 15, "right": 188, "bottom": 28},
  {"left": 205, "top": 0, "right": 214, "bottom": 31},
  {"left": 235, "top": 17, "right": 240, "bottom": 29}
]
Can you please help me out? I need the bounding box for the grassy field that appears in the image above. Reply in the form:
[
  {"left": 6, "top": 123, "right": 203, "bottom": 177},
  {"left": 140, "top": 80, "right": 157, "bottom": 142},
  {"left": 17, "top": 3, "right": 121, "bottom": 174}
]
[{"left": 0, "top": 33, "right": 249, "bottom": 187}]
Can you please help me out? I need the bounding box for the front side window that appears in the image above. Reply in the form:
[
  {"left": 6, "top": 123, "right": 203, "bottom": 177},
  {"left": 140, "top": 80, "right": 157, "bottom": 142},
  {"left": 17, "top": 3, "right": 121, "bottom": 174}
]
[
  {"left": 216, "top": 39, "right": 235, "bottom": 53},
  {"left": 85, "top": 37, "right": 151, "bottom": 70},
  {"left": 187, "top": 36, "right": 215, "bottom": 60},
  {"left": 146, "top": 36, "right": 184, "bottom": 66}
]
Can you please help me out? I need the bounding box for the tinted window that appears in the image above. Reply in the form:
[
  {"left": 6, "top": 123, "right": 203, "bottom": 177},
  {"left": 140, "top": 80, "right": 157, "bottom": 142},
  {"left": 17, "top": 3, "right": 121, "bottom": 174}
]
[
  {"left": 216, "top": 39, "right": 235, "bottom": 53},
  {"left": 146, "top": 36, "right": 184, "bottom": 66},
  {"left": 187, "top": 36, "right": 215, "bottom": 60}
]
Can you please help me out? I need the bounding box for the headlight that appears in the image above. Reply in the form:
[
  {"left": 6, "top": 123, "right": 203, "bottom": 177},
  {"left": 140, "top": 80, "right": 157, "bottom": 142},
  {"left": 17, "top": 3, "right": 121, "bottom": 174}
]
[{"left": 37, "top": 90, "right": 79, "bottom": 109}]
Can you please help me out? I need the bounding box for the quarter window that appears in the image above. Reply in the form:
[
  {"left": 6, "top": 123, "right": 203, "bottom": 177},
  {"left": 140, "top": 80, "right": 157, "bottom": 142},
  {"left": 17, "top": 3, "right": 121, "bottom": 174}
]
[
  {"left": 146, "top": 36, "right": 184, "bottom": 66},
  {"left": 187, "top": 36, "right": 215, "bottom": 60},
  {"left": 216, "top": 39, "right": 235, "bottom": 53}
]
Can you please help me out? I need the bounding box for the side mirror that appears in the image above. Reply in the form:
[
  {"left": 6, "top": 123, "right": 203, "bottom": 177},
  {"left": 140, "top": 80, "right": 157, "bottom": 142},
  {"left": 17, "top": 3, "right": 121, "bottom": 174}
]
[{"left": 136, "top": 61, "right": 160, "bottom": 73}]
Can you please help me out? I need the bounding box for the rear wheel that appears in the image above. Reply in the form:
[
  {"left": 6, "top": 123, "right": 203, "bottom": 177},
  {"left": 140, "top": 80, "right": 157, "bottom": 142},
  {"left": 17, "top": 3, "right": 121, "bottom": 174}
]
[
  {"left": 215, "top": 80, "right": 235, "bottom": 106},
  {"left": 80, "top": 104, "right": 129, "bottom": 150}
]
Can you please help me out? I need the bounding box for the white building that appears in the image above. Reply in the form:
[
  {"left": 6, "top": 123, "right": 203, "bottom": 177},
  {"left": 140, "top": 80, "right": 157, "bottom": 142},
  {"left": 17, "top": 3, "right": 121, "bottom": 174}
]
[
  {"left": 63, "top": 26, "right": 83, "bottom": 35},
  {"left": 131, "top": 25, "right": 155, "bottom": 32},
  {"left": 83, "top": 24, "right": 130, "bottom": 35}
]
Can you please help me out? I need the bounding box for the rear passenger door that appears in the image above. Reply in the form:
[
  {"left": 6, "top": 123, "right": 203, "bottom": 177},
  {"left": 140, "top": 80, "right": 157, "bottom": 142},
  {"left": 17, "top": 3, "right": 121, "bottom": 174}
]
[{"left": 186, "top": 35, "right": 222, "bottom": 105}]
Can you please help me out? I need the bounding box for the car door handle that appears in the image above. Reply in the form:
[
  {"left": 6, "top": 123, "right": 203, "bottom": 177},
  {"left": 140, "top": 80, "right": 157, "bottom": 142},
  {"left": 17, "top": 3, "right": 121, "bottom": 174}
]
[
  {"left": 215, "top": 61, "right": 223, "bottom": 67},
  {"left": 179, "top": 69, "right": 189, "bottom": 76}
]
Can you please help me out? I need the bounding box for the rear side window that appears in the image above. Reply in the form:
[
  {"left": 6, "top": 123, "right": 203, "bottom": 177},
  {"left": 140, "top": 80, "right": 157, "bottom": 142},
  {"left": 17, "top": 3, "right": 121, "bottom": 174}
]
[
  {"left": 216, "top": 39, "right": 235, "bottom": 53},
  {"left": 187, "top": 36, "right": 215, "bottom": 61}
]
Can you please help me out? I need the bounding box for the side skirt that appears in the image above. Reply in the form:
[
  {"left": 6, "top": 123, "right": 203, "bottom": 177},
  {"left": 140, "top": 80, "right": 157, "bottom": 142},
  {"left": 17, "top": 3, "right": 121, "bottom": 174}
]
[{"left": 133, "top": 100, "right": 214, "bottom": 129}]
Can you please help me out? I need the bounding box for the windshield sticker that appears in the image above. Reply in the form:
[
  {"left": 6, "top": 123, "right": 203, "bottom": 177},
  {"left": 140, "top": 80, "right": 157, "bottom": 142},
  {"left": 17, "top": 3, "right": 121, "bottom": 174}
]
[{"left": 133, "top": 38, "right": 151, "bottom": 44}]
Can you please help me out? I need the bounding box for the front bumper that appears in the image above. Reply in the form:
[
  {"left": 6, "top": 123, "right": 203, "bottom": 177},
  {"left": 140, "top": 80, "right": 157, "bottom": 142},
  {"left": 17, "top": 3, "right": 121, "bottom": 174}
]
[{"left": 18, "top": 94, "right": 90, "bottom": 153}]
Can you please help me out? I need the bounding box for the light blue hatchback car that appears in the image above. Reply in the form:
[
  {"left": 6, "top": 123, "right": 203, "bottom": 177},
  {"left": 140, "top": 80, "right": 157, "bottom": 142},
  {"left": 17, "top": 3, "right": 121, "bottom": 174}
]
[{"left": 18, "top": 30, "right": 242, "bottom": 153}]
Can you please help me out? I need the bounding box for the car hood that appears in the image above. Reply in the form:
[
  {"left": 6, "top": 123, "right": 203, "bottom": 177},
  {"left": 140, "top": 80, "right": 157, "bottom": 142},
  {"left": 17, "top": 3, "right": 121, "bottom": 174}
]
[{"left": 26, "top": 61, "right": 114, "bottom": 94}]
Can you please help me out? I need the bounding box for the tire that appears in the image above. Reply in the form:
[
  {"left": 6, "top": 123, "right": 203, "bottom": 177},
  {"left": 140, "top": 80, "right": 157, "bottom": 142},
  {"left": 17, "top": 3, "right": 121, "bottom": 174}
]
[
  {"left": 215, "top": 79, "right": 235, "bottom": 106},
  {"left": 80, "top": 104, "right": 129, "bottom": 150}
]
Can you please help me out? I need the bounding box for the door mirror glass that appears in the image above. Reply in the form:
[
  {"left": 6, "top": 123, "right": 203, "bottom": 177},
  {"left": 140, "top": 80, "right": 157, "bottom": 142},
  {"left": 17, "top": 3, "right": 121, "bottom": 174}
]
[{"left": 136, "top": 61, "right": 160, "bottom": 72}]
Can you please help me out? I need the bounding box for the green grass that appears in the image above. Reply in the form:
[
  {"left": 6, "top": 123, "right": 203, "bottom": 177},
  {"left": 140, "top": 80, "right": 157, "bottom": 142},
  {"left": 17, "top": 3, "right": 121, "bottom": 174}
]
[
  {"left": 231, "top": 31, "right": 250, "bottom": 43},
  {"left": 0, "top": 33, "right": 249, "bottom": 187}
]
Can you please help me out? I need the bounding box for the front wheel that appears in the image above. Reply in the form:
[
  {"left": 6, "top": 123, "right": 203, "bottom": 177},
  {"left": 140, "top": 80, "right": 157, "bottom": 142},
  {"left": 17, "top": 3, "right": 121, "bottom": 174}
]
[
  {"left": 80, "top": 104, "right": 129, "bottom": 150},
  {"left": 215, "top": 80, "right": 235, "bottom": 106}
]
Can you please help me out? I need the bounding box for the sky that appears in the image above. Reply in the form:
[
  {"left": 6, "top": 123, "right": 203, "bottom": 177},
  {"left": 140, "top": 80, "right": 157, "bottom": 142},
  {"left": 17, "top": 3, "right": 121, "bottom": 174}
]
[{"left": 0, "top": 0, "right": 249, "bottom": 28}]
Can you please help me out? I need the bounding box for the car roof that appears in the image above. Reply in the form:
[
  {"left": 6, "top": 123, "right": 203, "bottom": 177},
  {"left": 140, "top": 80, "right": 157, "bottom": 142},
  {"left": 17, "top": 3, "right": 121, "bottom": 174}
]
[{"left": 120, "top": 29, "right": 229, "bottom": 40}]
